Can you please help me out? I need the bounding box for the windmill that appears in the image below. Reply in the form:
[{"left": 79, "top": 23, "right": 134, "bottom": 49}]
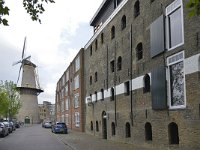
[{"left": 13, "top": 37, "right": 43, "bottom": 124}]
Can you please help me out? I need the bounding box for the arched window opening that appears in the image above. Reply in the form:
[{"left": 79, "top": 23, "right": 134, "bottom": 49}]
[
  {"left": 136, "top": 42, "right": 143, "bottom": 60},
  {"left": 143, "top": 74, "right": 150, "bottom": 93},
  {"left": 111, "top": 26, "right": 115, "bottom": 39},
  {"left": 117, "top": 56, "right": 122, "bottom": 71},
  {"left": 110, "top": 87, "right": 114, "bottom": 101},
  {"left": 111, "top": 122, "right": 116, "bottom": 136},
  {"left": 95, "top": 72, "right": 98, "bottom": 82},
  {"left": 95, "top": 91, "right": 97, "bottom": 102},
  {"left": 90, "top": 45, "right": 92, "bottom": 56},
  {"left": 91, "top": 121, "right": 93, "bottom": 131},
  {"left": 145, "top": 122, "right": 152, "bottom": 141},
  {"left": 168, "top": 122, "right": 179, "bottom": 144},
  {"left": 121, "top": 15, "right": 126, "bottom": 30},
  {"left": 96, "top": 121, "right": 99, "bottom": 132},
  {"left": 90, "top": 76, "right": 92, "bottom": 85},
  {"left": 134, "top": 0, "right": 140, "bottom": 18},
  {"left": 101, "top": 89, "right": 104, "bottom": 100},
  {"left": 95, "top": 39, "right": 98, "bottom": 51},
  {"left": 101, "top": 33, "right": 104, "bottom": 44},
  {"left": 125, "top": 122, "right": 131, "bottom": 138}
]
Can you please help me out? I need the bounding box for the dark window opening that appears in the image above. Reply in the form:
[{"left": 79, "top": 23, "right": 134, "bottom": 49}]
[
  {"left": 110, "top": 60, "right": 115, "bottom": 73},
  {"left": 111, "top": 87, "right": 114, "bottom": 101},
  {"left": 95, "top": 91, "right": 97, "bottom": 102},
  {"left": 134, "top": 0, "right": 140, "bottom": 18},
  {"left": 150, "top": 0, "right": 155, "bottom": 3},
  {"left": 95, "top": 72, "right": 98, "bottom": 82},
  {"left": 101, "top": 89, "right": 104, "bottom": 100},
  {"left": 117, "top": 56, "right": 122, "bottom": 71},
  {"left": 168, "top": 122, "right": 179, "bottom": 144},
  {"left": 124, "top": 81, "right": 130, "bottom": 96},
  {"left": 101, "top": 33, "right": 104, "bottom": 44},
  {"left": 121, "top": 15, "right": 126, "bottom": 30},
  {"left": 145, "top": 122, "right": 152, "bottom": 141},
  {"left": 111, "top": 26, "right": 115, "bottom": 39},
  {"left": 90, "top": 76, "right": 92, "bottom": 85},
  {"left": 95, "top": 39, "right": 98, "bottom": 51},
  {"left": 91, "top": 121, "right": 93, "bottom": 131},
  {"left": 90, "top": 46, "right": 92, "bottom": 56},
  {"left": 136, "top": 42, "right": 143, "bottom": 60},
  {"left": 143, "top": 74, "right": 150, "bottom": 93},
  {"left": 125, "top": 122, "right": 131, "bottom": 138},
  {"left": 96, "top": 121, "right": 99, "bottom": 132},
  {"left": 111, "top": 122, "right": 116, "bottom": 136}
]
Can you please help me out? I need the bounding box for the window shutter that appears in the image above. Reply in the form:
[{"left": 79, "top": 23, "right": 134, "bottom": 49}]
[
  {"left": 150, "top": 15, "right": 165, "bottom": 58},
  {"left": 151, "top": 65, "right": 167, "bottom": 110}
]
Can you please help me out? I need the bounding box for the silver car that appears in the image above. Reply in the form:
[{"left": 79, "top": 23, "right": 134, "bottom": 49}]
[{"left": 0, "top": 122, "right": 9, "bottom": 137}]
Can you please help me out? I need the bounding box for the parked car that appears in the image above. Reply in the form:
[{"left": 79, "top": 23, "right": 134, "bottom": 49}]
[
  {"left": 15, "top": 121, "right": 20, "bottom": 128},
  {"left": 3, "top": 121, "right": 12, "bottom": 133},
  {"left": 52, "top": 122, "right": 68, "bottom": 134},
  {"left": 43, "top": 121, "right": 52, "bottom": 128},
  {"left": 0, "top": 122, "right": 9, "bottom": 137}
]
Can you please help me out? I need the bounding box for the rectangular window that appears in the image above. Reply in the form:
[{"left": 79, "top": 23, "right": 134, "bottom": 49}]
[
  {"left": 75, "top": 112, "right": 80, "bottom": 127},
  {"left": 66, "top": 71, "right": 69, "bottom": 82},
  {"left": 167, "top": 51, "right": 186, "bottom": 109},
  {"left": 65, "top": 84, "right": 68, "bottom": 96},
  {"left": 65, "top": 114, "right": 69, "bottom": 125},
  {"left": 74, "top": 93, "right": 79, "bottom": 108},
  {"left": 75, "top": 56, "right": 80, "bottom": 72},
  {"left": 74, "top": 75, "right": 79, "bottom": 89},
  {"left": 124, "top": 81, "right": 130, "bottom": 96},
  {"left": 65, "top": 98, "right": 69, "bottom": 110},
  {"left": 166, "top": 0, "right": 184, "bottom": 50},
  {"left": 110, "top": 60, "right": 115, "bottom": 72}
]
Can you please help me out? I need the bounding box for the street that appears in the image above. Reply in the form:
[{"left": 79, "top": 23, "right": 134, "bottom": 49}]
[{"left": 0, "top": 124, "right": 72, "bottom": 150}]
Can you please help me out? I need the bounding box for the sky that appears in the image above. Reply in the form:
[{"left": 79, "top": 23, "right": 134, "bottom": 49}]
[{"left": 0, "top": 0, "right": 103, "bottom": 104}]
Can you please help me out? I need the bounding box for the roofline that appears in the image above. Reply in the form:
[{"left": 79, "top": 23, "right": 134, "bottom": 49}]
[{"left": 90, "top": 0, "right": 107, "bottom": 26}]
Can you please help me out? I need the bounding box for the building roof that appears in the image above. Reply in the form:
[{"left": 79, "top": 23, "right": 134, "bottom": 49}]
[{"left": 90, "top": 0, "right": 108, "bottom": 26}]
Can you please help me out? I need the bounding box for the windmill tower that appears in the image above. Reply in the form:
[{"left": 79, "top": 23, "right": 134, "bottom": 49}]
[{"left": 13, "top": 37, "right": 43, "bottom": 124}]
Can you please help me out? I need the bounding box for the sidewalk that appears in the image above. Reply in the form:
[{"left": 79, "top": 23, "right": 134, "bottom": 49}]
[{"left": 55, "top": 130, "right": 155, "bottom": 150}]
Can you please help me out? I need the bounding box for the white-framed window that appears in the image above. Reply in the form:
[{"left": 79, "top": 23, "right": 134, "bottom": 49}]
[
  {"left": 66, "top": 70, "right": 69, "bottom": 82},
  {"left": 75, "top": 56, "right": 80, "bottom": 72},
  {"left": 61, "top": 101, "right": 65, "bottom": 112},
  {"left": 65, "top": 84, "right": 68, "bottom": 96},
  {"left": 165, "top": 0, "right": 184, "bottom": 50},
  {"left": 65, "top": 98, "right": 69, "bottom": 110},
  {"left": 74, "top": 93, "right": 79, "bottom": 108},
  {"left": 75, "top": 112, "right": 80, "bottom": 127},
  {"left": 74, "top": 75, "right": 79, "bottom": 89},
  {"left": 65, "top": 114, "right": 69, "bottom": 125},
  {"left": 167, "top": 51, "right": 186, "bottom": 109}
]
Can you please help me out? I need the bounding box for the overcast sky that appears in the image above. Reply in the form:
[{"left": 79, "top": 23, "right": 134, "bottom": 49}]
[{"left": 0, "top": 0, "right": 103, "bottom": 104}]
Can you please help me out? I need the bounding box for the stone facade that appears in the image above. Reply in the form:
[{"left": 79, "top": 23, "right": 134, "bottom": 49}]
[{"left": 84, "top": 0, "right": 200, "bottom": 149}]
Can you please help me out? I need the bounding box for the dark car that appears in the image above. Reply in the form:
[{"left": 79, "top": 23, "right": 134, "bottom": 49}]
[
  {"left": 0, "top": 122, "right": 9, "bottom": 137},
  {"left": 52, "top": 122, "right": 68, "bottom": 134}
]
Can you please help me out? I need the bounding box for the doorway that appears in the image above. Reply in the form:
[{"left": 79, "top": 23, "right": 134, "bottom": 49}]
[{"left": 102, "top": 111, "right": 107, "bottom": 139}]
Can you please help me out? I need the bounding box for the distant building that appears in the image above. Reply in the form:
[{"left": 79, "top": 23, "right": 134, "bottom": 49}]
[
  {"left": 55, "top": 48, "right": 85, "bottom": 132},
  {"left": 39, "top": 101, "right": 55, "bottom": 123}
]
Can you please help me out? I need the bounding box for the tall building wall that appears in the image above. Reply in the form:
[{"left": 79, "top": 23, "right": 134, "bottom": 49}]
[{"left": 84, "top": 0, "right": 200, "bottom": 149}]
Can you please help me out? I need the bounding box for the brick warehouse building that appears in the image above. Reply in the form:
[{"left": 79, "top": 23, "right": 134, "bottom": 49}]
[
  {"left": 84, "top": 0, "right": 200, "bottom": 149},
  {"left": 56, "top": 48, "right": 85, "bottom": 132}
]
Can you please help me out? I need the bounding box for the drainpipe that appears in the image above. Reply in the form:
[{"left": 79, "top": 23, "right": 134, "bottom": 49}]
[
  {"left": 130, "top": 25, "right": 133, "bottom": 126},
  {"left": 114, "top": 41, "right": 117, "bottom": 126}
]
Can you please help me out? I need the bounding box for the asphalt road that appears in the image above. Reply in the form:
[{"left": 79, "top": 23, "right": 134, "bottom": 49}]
[{"left": 0, "top": 124, "right": 72, "bottom": 150}]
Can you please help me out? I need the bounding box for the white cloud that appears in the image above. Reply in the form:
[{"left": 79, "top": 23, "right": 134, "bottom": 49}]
[{"left": 0, "top": 0, "right": 103, "bottom": 104}]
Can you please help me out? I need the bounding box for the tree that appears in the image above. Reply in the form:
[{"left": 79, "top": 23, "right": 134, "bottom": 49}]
[
  {"left": 0, "top": 81, "right": 21, "bottom": 120},
  {"left": 187, "top": 0, "right": 200, "bottom": 17},
  {"left": 0, "top": 0, "right": 55, "bottom": 26}
]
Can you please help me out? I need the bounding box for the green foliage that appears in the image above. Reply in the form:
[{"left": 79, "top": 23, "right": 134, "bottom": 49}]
[
  {"left": 0, "top": 0, "right": 55, "bottom": 26},
  {"left": 187, "top": 0, "right": 200, "bottom": 17},
  {"left": 0, "top": 81, "right": 21, "bottom": 119}
]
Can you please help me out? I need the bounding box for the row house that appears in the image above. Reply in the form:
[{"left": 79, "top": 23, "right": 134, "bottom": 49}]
[
  {"left": 84, "top": 0, "right": 200, "bottom": 149},
  {"left": 55, "top": 48, "right": 85, "bottom": 132}
]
